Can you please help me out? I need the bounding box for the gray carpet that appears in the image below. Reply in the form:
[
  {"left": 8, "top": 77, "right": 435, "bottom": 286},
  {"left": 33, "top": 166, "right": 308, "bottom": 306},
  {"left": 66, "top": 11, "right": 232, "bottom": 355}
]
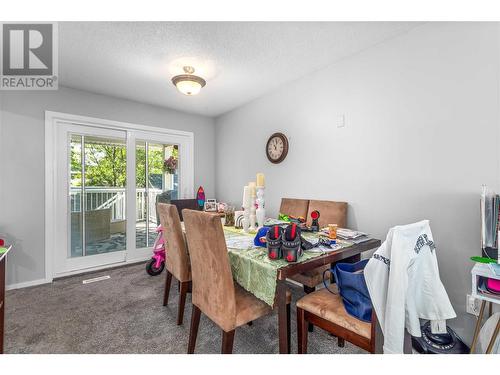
[{"left": 4, "top": 263, "right": 365, "bottom": 354}]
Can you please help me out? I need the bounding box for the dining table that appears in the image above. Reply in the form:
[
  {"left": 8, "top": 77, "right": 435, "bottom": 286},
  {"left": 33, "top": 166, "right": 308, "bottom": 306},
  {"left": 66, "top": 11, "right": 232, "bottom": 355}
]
[
  {"left": 182, "top": 219, "right": 381, "bottom": 354},
  {"left": 218, "top": 225, "right": 381, "bottom": 354}
]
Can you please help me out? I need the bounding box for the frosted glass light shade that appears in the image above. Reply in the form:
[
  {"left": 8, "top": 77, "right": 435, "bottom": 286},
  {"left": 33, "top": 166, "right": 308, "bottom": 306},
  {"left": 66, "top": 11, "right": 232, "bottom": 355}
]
[
  {"left": 175, "top": 79, "right": 202, "bottom": 96},
  {"left": 171, "top": 68, "right": 206, "bottom": 96}
]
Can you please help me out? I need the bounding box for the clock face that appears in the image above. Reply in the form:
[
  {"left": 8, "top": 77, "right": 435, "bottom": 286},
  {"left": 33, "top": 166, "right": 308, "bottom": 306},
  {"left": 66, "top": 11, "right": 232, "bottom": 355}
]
[{"left": 266, "top": 133, "right": 288, "bottom": 164}]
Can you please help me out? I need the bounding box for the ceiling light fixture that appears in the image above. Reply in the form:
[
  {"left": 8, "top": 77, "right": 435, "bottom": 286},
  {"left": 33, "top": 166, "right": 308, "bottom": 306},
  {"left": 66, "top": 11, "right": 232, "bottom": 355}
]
[{"left": 171, "top": 66, "right": 206, "bottom": 96}]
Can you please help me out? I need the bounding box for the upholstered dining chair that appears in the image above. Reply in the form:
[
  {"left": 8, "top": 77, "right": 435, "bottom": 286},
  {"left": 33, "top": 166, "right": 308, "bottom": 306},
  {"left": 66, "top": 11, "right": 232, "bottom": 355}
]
[
  {"left": 183, "top": 209, "right": 291, "bottom": 354},
  {"left": 157, "top": 203, "right": 192, "bottom": 326},
  {"left": 296, "top": 287, "right": 376, "bottom": 354}
]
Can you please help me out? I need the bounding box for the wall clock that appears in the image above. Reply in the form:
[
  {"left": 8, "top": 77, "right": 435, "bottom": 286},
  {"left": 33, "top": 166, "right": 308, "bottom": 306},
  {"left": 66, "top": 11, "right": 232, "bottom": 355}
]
[{"left": 266, "top": 132, "right": 289, "bottom": 164}]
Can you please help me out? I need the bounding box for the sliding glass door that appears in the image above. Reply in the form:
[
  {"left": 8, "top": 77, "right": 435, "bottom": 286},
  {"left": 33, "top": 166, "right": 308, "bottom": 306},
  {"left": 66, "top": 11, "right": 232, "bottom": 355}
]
[
  {"left": 51, "top": 117, "right": 193, "bottom": 277},
  {"left": 70, "top": 134, "right": 128, "bottom": 258},
  {"left": 135, "top": 141, "right": 179, "bottom": 249}
]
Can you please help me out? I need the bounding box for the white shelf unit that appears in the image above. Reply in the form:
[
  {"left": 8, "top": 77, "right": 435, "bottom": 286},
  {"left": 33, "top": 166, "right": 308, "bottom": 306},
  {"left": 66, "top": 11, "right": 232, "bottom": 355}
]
[{"left": 471, "top": 263, "right": 500, "bottom": 304}]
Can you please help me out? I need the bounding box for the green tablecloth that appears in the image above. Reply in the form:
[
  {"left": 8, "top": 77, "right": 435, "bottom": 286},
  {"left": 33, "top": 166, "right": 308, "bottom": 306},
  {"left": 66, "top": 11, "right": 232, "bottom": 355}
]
[{"left": 223, "top": 227, "right": 352, "bottom": 306}]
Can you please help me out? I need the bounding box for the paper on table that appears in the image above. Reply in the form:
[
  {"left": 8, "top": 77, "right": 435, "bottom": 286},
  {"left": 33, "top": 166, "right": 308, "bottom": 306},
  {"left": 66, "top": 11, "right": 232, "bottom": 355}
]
[
  {"left": 307, "top": 243, "right": 343, "bottom": 253},
  {"left": 225, "top": 235, "right": 256, "bottom": 251},
  {"left": 337, "top": 228, "right": 367, "bottom": 239}
]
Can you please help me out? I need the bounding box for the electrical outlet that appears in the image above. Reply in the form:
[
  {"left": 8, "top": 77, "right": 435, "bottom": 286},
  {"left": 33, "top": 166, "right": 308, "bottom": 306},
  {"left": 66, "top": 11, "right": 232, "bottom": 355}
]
[{"left": 466, "top": 294, "right": 480, "bottom": 316}]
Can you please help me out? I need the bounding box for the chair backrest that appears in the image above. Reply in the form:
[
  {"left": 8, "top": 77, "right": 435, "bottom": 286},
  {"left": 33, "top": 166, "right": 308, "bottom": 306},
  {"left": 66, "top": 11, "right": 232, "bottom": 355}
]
[
  {"left": 306, "top": 199, "right": 347, "bottom": 228},
  {"left": 170, "top": 199, "right": 200, "bottom": 221},
  {"left": 157, "top": 203, "right": 191, "bottom": 282},
  {"left": 279, "top": 198, "right": 310, "bottom": 219},
  {"left": 182, "top": 209, "right": 237, "bottom": 332}
]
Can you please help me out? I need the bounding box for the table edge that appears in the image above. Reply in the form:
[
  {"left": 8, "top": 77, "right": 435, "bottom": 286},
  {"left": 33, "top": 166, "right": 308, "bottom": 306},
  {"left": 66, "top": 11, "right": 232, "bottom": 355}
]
[{"left": 277, "top": 239, "right": 381, "bottom": 279}]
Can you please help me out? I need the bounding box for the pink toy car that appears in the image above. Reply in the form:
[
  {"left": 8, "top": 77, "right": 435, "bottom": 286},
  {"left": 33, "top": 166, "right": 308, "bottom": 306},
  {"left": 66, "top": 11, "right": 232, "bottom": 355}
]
[{"left": 146, "top": 225, "right": 166, "bottom": 276}]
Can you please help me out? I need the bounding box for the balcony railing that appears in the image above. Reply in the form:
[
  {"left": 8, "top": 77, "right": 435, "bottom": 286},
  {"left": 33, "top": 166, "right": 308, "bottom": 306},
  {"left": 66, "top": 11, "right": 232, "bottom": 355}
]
[{"left": 70, "top": 187, "right": 163, "bottom": 222}]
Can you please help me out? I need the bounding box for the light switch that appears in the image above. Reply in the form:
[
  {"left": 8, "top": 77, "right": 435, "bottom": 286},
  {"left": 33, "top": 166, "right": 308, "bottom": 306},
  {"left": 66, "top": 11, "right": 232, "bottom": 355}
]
[{"left": 337, "top": 114, "right": 345, "bottom": 128}]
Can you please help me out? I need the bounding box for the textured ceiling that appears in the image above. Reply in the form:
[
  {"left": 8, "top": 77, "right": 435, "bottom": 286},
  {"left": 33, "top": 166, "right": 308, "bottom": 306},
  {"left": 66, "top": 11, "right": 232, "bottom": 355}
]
[{"left": 59, "top": 22, "right": 422, "bottom": 117}]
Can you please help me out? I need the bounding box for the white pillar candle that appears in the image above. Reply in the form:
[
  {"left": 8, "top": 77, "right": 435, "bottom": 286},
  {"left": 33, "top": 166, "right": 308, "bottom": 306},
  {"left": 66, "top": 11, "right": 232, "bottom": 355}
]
[
  {"left": 256, "top": 186, "right": 266, "bottom": 227},
  {"left": 256, "top": 173, "right": 265, "bottom": 188},
  {"left": 242, "top": 185, "right": 250, "bottom": 208},
  {"left": 248, "top": 181, "right": 256, "bottom": 198}
]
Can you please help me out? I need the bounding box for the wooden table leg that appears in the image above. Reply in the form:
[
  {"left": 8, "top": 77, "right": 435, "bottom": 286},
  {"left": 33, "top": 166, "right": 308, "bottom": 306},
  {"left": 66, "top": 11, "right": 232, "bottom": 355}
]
[
  {"left": 348, "top": 254, "right": 361, "bottom": 263},
  {"left": 276, "top": 279, "right": 289, "bottom": 354},
  {"left": 470, "top": 300, "right": 487, "bottom": 354},
  {"left": 485, "top": 314, "right": 500, "bottom": 354}
]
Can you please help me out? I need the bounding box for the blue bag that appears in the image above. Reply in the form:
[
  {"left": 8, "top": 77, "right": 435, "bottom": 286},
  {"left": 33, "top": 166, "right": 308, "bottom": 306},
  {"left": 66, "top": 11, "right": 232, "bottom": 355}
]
[
  {"left": 254, "top": 226, "right": 270, "bottom": 247},
  {"left": 323, "top": 259, "right": 372, "bottom": 322}
]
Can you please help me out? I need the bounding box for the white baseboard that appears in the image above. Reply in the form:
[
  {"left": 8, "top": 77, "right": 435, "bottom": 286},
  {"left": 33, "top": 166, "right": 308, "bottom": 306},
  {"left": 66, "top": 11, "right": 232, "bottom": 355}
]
[
  {"left": 53, "top": 257, "right": 149, "bottom": 279},
  {"left": 6, "top": 277, "right": 52, "bottom": 291},
  {"left": 6, "top": 257, "right": 150, "bottom": 291}
]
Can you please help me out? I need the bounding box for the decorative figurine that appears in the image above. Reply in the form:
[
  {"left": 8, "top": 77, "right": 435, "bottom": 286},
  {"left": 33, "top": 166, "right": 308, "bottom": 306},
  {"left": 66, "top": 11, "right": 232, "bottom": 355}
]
[
  {"left": 310, "top": 210, "right": 320, "bottom": 232},
  {"left": 234, "top": 210, "right": 244, "bottom": 228},
  {"left": 196, "top": 186, "right": 205, "bottom": 210}
]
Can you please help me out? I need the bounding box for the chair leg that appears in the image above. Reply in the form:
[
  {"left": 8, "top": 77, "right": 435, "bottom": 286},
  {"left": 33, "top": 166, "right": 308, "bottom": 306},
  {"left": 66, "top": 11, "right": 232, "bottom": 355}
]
[
  {"left": 470, "top": 300, "right": 487, "bottom": 353},
  {"left": 287, "top": 302, "right": 291, "bottom": 354},
  {"left": 187, "top": 305, "right": 201, "bottom": 354},
  {"left": 338, "top": 337, "right": 345, "bottom": 347},
  {"left": 303, "top": 285, "right": 315, "bottom": 332},
  {"left": 297, "top": 307, "right": 308, "bottom": 354},
  {"left": 163, "top": 270, "right": 172, "bottom": 306},
  {"left": 177, "top": 281, "right": 189, "bottom": 325},
  {"left": 221, "top": 330, "right": 236, "bottom": 354},
  {"left": 486, "top": 314, "right": 500, "bottom": 354}
]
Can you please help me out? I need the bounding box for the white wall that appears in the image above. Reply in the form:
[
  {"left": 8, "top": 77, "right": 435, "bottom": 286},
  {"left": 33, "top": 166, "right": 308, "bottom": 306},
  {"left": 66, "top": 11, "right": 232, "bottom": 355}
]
[
  {"left": 0, "top": 86, "right": 215, "bottom": 287},
  {"left": 215, "top": 22, "right": 500, "bottom": 342}
]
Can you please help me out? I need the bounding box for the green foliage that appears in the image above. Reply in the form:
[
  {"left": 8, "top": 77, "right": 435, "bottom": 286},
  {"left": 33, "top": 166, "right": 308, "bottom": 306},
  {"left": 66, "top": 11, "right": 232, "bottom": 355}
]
[
  {"left": 136, "top": 146, "right": 164, "bottom": 188},
  {"left": 85, "top": 144, "right": 127, "bottom": 187},
  {"left": 70, "top": 139, "right": 171, "bottom": 188}
]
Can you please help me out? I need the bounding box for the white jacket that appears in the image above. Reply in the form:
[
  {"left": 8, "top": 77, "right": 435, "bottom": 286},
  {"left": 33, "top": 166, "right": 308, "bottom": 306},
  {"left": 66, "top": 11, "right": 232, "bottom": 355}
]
[{"left": 364, "top": 220, "right": 456, "bottom": 354}]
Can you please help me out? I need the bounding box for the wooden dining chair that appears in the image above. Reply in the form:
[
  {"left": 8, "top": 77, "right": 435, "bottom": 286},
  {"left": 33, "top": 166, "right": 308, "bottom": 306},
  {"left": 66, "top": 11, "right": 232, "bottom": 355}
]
[
  {"left": 279, "top": 198, "right": 310, "bottom": 220},
  {"left": 183, "top": 209, "right": 291, "bottom": 354},
  {"left": 296, "top": 287, "right": 376, "bottom": 353},
  {"left": 157, "top": 203, "right": 192, "bottom": 325},
  {"left": 280, "top": 198, "right": 348, "bottom": 332},
  {"left": 289, "top": 199, "right": 347, "bottom": 295},
  {"left": 170, "top": 199, "right": 200, "bottom": 221}
]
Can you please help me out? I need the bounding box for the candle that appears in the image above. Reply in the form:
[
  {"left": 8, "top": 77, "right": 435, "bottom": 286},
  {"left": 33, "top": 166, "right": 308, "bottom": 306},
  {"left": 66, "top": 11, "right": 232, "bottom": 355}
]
[
  {"left": 242, "top": 185, "right": 250, "bottom": 207},
  {"left": 248, "top": 181, "right": 256, "bottom": 197},
  {"left": 256, "top": 173, "right": 265, "bottom": 187}
]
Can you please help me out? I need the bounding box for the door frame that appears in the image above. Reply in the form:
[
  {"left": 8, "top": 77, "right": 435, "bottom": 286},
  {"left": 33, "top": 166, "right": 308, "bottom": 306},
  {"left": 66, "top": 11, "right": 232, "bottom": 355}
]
[{"left": 45, "top": 111, "right": 194, "bottom": 281}]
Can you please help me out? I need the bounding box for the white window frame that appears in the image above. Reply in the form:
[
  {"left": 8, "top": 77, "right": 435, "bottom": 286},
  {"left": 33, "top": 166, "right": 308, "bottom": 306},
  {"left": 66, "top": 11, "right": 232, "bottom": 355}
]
[{"left": 45, "top": 111, "right": 194, "bottom": 281}]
